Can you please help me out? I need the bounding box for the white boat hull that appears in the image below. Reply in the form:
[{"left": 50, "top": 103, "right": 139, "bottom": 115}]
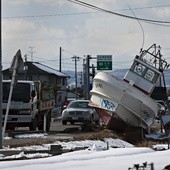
[{"left": 90, "top": 72, "right": 158, "bottom": 131}]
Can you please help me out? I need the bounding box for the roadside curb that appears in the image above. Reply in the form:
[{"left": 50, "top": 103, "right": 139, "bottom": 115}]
[{"left": 0, "top": 145, "right": 88, "bottom": 161}]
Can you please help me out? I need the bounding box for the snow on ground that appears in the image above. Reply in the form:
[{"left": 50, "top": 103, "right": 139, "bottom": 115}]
[
  {"left": 0, "top": 133, "right": 170, "bottom": 170},
  {"left": 14, "top": 133, "right": 48, "bottom": 139}
]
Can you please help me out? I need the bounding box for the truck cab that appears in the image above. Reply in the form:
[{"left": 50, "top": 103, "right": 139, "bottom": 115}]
[
  {"left": 3, "top": 80, "right": 55, "bottom": 131},
  {"left": 2, "top": 80, "right": 38, "bottom": 130}
]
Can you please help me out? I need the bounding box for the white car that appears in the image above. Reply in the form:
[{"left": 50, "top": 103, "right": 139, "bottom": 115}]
[{"left": 61, "top": 100, "right": 100, "bottom": 125}]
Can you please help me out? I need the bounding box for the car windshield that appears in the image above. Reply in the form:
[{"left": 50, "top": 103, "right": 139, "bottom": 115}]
[{"left": 67, "top": 101, "right": 90, "bottom": 109}]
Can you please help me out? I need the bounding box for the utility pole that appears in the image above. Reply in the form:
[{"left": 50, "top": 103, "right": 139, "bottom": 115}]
[
  {"left": 0, "top": 0, "right": 2, "bottom": 149},
  {"left": 79, "top": 71, "right": 83, "bottom": 90},
  {"left": 86, "top": 55, "right": 91, "bottom": 99},
  {"left": 59, "top": 47, "right": 62, "bottom": 72},
  {"left": 72, "top": 55, "right": 80, "bottom": 99},
  {"left": 2, "top": 50, "right": 24, "bottom": 139},
  {"left": 84, "top": 55, "right": 96, "bottom": 100},
  {"left": 83, "top": 55, "right": 91, "bottom": 100},
  {"left": 29, "top": 47, "right": 36, "bottom": 61},
  {"left": 24, "top": 54, "right": 28, "bottom": 80},
  {"left": 83, "top": 58, "right": 86, "bottom": 99},
  {"left": 91, "top": 64, "right": 95, "bottom": 78}
]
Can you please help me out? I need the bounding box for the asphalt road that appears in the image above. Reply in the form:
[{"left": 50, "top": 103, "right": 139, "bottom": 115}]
[
  {"left": 3, "top": 120, "right": 82, "bottom": 147},
  {"left": 50, "top": 119, "right": 81, "bottom": 133}
]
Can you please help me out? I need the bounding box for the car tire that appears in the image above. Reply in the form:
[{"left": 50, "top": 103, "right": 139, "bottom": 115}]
[
  {"left": 6, "top": 125, "right": 15, "bottom": 130},
  {"left": 29, "top": 117, "right": 37, "bottom": 131},
  {"left": 95, "top": 121, "right": 100, "bottom": 125},
  {"left": 70, "top": 121, "right": 74, "bottom": 125},
  {"left": 62, "top": 120, "right": 67, "bottom": 125}
]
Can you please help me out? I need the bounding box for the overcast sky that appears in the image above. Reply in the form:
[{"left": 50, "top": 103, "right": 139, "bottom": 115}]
[{"left": 2, "top": 0, "right": 170, "bottom": 72}]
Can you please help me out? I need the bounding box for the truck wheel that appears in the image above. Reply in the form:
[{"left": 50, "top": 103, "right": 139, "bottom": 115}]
[
  {"left": 29, "top": 117, "right": 37, "bottom": 131},
  {"left": 38, "top": 124, "right": 43, "bottom": 131},
  {"left": 46, "top": 114, "right": 51, "bottom": 132},
  {"left": 95, "top": 121, "right": 100, "bottom": 125},
  {"left": 70, "top": 121, "right": 74, "bottom": 125},
  {"left": 6, "top": 125, "right": 15, "bottom": 130},
  {"left": 38, "top": 114, "right": 51, "bottom": 132}
]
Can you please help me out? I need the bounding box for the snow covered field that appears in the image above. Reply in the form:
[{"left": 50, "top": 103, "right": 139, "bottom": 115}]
[{"left": 0, "top": 133, "right": 170, "bottom": 170}]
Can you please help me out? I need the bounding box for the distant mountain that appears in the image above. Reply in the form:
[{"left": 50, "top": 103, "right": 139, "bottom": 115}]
[
  {"left": 111, "top": 69, "right": 170, "bottom": 86},
  {"left": 64, "top": 69, "right": 170, "bottom": 87},
  {"left": 63, "top": 69, "right": 128, "bottom": 87},
  {"left": 63, "top": 70, "right": 79, "bottom": 86},
  {"left": 164, "top": 69, "right": 170, "bottom": 86},
  {"left": 109, "top": 69, "right": 127, "bottom": 79}
]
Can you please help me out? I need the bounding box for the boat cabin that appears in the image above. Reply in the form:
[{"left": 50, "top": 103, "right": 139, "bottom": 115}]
[{"left": 123, "top": 55, "right": 162, "bottom": 95}]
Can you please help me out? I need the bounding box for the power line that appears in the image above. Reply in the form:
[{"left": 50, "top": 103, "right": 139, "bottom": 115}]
[
  {"left": 118, "top": 4, "right": 170, "bottom": 11},
  {"left": 127, "top": 4, "right": 145, "bottom": 50},
  {"left": 3, "top": 4, "right": 170, "bottom": 20},
  {"left": 3, "top": 12, "right": 97, "bottom": 19},
  {"left": 67, "top": 0, "right": 170, "bottom": 25}
]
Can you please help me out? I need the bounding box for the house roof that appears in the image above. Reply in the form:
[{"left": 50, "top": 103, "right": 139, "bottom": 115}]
[
  {"left": 2, "top": 61, "right": 70, "bottom": 78},
  {"left": 31, "top": 62, "right": 69, "bottom": 77}
]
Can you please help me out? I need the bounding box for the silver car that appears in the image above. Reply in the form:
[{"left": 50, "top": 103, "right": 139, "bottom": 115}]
[{"left": 61, "top": 100, "right": 100, "bottom": 125}]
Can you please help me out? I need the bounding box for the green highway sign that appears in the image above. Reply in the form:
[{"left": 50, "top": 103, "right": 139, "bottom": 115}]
[{"left": 97, "top": 55, "right": 112, "bottom": 70}]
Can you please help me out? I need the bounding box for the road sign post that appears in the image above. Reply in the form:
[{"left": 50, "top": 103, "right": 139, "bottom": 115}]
[{"left": 97, "top": 55, "right": 112, "bottom": 70}]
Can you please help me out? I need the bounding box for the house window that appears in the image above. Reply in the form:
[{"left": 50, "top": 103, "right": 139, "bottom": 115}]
[
  {"left": 56, "top": 78, "right": 59, "bottom": 85},
  {"left": 62, "top": 78, "right": 66, "bottom": 85},
  {"left": 28, "top": 75, "right": 33, "bottom": 80},
  {"left": 56, "top": 77, "right": 61, "bottom": 85}
]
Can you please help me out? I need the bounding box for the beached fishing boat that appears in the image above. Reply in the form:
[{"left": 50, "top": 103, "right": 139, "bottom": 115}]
[{"left": 89, "top": 44, "right": 169, "bottom": 132}]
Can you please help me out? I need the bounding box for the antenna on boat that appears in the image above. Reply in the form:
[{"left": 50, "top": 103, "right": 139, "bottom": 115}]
[{"left": 127, "top": 4, "right": 145, "bottom": 50}]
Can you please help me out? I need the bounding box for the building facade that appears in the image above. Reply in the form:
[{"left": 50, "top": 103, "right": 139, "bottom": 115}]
[{"left": 2, "top": 61, "right": 70, "bottom": 107}]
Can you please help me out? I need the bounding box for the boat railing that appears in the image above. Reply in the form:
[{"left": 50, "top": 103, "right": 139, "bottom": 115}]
[{"left": 139, "top": 44, "right": 169, "bottom": 71}]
